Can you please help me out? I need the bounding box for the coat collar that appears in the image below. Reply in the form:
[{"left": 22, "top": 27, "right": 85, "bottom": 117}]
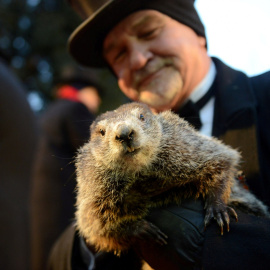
[{"left": 211, "top": 57, "right": 257, "bottom": 137}]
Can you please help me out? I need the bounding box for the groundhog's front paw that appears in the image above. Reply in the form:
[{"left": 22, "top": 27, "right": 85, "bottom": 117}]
[
  {"left": 204, "top": 203, "right": 238, "bottom": 235},
  {"left": 135, "top": 220, "right": 168, "bottom": 245}
]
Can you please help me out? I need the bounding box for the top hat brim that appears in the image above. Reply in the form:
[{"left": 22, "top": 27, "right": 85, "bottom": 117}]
[{"left": 68, "top": 0, "right": 147, "bottom": 68}]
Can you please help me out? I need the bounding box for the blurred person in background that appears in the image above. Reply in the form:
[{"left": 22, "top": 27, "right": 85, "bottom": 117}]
[
  {"left": 31, "top": 71, "right": 102, "bottom": 270},
  {"left": 0, "top": 51, "right": 38, "bottom": 270}
]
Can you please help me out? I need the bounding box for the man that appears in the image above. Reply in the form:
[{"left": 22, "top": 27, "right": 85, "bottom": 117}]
[{"left": 48, "top": 0, "right": 270, "bottom": 269}]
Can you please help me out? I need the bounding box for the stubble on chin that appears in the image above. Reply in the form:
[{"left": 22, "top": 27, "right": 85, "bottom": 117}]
[{"left": 138, "top": 66, "right": 183, "bottom": 110}]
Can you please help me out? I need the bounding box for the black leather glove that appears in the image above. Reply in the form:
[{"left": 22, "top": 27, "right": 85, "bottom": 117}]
[{"left": 133, "top": 197, "right": 205, "bottom": 270}]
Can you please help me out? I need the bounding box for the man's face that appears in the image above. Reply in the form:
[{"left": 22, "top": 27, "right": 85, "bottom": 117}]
[{"left": 103, "top": 10, "right": 209, "bottom": 112}]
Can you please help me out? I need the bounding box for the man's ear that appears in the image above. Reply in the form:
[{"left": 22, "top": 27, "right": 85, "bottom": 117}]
[{"left": 198, "top": 36, "right": 207, "bottom": 48}]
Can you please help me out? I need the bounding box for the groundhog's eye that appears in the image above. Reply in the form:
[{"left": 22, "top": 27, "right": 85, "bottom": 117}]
[
  {"left": 139, "top": 114, "right": 145, "bottom": 121},
  {"left": 99, "top": 129, "right": 105, "bottom": 136}
]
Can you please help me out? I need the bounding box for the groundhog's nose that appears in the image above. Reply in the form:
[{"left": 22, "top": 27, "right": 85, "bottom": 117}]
[
  {"left": 115, "top": 127, "right": 134, "bottom": 143},
  {"left": 115, "top": 125, "right": 139, "bottom": 153}
]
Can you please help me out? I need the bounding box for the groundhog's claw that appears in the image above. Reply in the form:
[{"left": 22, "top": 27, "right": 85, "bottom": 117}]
[
  {"left": 227, "top": 206, "right": 238, "bottom": 222},
  {"left": 136, "top": 220, "right": 168, "bottom": 245},
  {"left": 204, "top": 204, "right": 238, "bottom": 235}
]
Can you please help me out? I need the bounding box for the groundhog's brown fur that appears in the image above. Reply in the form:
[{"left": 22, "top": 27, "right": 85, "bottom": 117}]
[{"left": 75, "top": 102, "right": 269, "bottom": 254}]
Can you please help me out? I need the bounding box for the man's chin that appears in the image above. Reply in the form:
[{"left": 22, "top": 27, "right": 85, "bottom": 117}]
[
  {"left": 137, "top": 68, "right": 182, "bottom": 109},
  {"left": 139, "top": 94, "right": 174, "bottom": 112}
]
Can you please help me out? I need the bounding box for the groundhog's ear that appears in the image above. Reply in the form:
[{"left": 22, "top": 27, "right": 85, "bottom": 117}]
[
  {"left": 159, "top": 110, "right": 180, "bottom": 123},
  {"left": 159, "top": 110, "right": 174, "bottom": 119}
]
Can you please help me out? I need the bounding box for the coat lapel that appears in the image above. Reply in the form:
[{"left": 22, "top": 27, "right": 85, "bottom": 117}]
[{"left": 211, "top": 58, "right": 263, "bottom": 196}]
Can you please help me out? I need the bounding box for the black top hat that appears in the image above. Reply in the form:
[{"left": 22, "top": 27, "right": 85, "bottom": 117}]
[{"left": 68, "top": 0, "right": 205, "bottom": 68}]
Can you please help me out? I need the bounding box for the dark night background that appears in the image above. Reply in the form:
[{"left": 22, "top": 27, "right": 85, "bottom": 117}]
[{"left": 0, "top": 0, "right": 127, "bottom": 113}]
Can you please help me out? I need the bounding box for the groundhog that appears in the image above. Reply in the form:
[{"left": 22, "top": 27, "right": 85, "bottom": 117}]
[{"left": 75, "top": 102, "right": 269, "bottom": 255}]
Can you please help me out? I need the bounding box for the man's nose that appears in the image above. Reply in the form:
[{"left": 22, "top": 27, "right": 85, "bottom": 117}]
[{"left": 128, "top": 42, "right": 152, "bottom": 71}]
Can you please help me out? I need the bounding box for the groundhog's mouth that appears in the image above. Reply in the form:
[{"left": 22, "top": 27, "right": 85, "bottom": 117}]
[{"left": 123, "top": 147, "right": 140, "bottom": 156}]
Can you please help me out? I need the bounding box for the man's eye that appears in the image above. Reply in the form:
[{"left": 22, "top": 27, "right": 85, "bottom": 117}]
[
  {"left": 139, "top": 28, "right": 158, "bottom": 39},
  {"left": 114, "top": 50, "right": 126, "bottom": 62}
]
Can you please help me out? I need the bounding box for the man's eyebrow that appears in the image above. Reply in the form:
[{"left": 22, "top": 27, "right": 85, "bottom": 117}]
[
  {"left": 131, "top": 15, "right": 162, "bottom": 32},
  {"left": 131, "top": 14, "right": 162, "bottom": 32}
]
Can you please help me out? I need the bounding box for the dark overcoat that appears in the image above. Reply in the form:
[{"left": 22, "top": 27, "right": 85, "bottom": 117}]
[{"left": 0, "top": 58, "right": 38, "bottom": 270}]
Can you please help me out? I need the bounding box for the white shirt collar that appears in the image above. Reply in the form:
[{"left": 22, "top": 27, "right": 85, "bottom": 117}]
[{"left": 189, "top": 60, "right": 216, "bottom": 103}]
